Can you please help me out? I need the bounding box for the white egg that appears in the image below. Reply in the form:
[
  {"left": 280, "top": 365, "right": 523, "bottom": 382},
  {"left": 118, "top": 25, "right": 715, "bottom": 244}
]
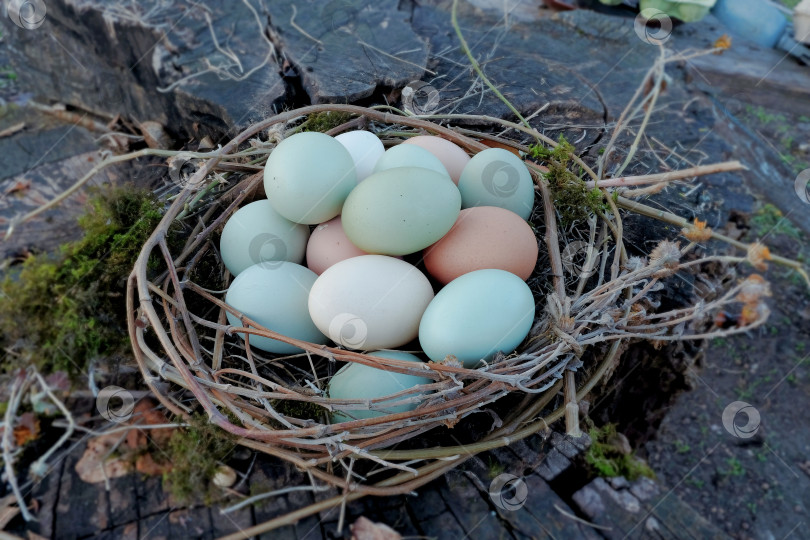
[
  {"left": 220, "top": 200, "right": 310, "bottom": 276},
  {"left": 335, "top": 130, "right": 385, "bottom": 182},
  {"left": 308, "top": 255, "right": 434, "bottom": 350},
  {"left": 225, "top": 262, "right": 327, "bottom": 354}
]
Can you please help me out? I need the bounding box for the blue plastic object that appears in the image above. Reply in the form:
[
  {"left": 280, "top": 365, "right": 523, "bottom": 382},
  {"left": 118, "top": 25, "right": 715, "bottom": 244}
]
[{"left": 712, "top": 0, "right": 788, "bottom": 48}]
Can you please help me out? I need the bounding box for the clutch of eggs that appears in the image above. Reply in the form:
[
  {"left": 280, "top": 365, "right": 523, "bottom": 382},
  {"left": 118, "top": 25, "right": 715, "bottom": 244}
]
[{"left": 220, "top": 130, "right": 540, "bottom": 420}]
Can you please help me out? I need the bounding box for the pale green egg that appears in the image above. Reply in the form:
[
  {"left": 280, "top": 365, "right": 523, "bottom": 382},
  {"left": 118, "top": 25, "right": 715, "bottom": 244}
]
[
  {"left": 263, "top": 132, "right": 357, "bottom": 224},
  {"left": 328, "top": 350, "right": 432, "bottom": 422},
  {"left": 341, "top": 167, "right": 461, "bottom": 255},
  {"left": 225, "top": 262, "right": 327, "bottom": 354},
  {"left": 219, "top": 200, "right": 310, "bottom": 276},
  {"left": 372, "top": 144, "right": 450, "bottom": 178},
  {"left": 418, "top": 269, "right": 535, "bottom": 368},
  {"left": 458, "top": 148, "right": 535, "bottom": 220}
]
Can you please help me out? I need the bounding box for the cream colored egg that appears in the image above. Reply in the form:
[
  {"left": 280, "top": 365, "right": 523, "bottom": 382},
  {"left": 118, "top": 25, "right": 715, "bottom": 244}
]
[{"left": 308, "top": 255, "right": 434, "bottom": 350}]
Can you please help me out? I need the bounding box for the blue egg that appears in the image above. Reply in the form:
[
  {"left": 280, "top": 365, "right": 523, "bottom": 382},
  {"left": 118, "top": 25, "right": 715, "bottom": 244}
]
[{"left": 418, "top": 269, "right": 535, "bottom": 368}]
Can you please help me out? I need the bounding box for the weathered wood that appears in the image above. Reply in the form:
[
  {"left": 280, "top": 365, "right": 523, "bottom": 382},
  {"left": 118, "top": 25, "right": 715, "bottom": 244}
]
[{"left": 572, "top": 476, "right": 730, "bottom": 539}]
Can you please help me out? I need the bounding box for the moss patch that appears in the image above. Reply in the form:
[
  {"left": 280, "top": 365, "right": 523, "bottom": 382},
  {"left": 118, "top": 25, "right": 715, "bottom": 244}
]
[
  {"left": 162, "top": 413, "right": 237, "bottom": 505},
  {"left": 529, "top": 136, "right": 607, "bottom": 225},
  {"left": 0, "top": 185, "right": 178, "bottom": 376},
  {"left": 584, "top": 423, "right": 655, "bottom": 481}
]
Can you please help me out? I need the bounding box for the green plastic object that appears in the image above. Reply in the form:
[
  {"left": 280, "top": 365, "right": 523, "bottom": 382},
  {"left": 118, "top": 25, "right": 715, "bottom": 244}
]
[{"left": 639, "top": 0, "right": 717, "bottom": 22}]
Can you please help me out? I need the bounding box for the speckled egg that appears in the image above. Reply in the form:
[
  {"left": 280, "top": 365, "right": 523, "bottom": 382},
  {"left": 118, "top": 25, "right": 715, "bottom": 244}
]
[{"left": 341, "top": 167, "right": 461, "bottom": 256}]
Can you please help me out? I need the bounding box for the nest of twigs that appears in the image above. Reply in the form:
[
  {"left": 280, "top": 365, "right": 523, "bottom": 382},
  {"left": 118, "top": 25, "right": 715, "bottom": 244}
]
[{"left": 125, "top": 102, "right": 789, "bottom": 532}]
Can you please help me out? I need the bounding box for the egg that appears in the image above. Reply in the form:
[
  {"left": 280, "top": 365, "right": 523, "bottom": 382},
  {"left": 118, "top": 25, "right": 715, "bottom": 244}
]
[
  {"left": 403, "top": 135, "right": 471, "bottom": 184},
  {"left": 306, "top": 215, "right": 368, "bottom": 275},
  {"left": 457, "top": 148, "right": 535, "bottom": 220},
  {"left": 423, "top": 206, "right": 538, "bottom": 284},
  {"left": 308, "top": 255, "right": 434, "bottom": 350},
  {"left": 418, "top": 269, "right": 535, "bottom": 368},
  {"left": 372, "top": 144, "right": 450, "bottom": 178},
  {"left": 225, "top": 262, "right": 327, "bottom": 354},
  {"left": 341, "top": 167, "right": 461, "bottom": 256},
  {"left": 219, "top": 200, "right": 310, "bottom": 276},
  {"left": 328, "top": 350, "right": 432, "bottom": 422},
  {"left": 264, "top": 132, "right": 356, "bottom": 224},
  {"left": 335, "top": 130, "right": 385, "bottom": 182}
]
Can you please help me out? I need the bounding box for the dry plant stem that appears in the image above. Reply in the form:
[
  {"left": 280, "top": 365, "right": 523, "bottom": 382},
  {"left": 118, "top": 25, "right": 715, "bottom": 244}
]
[
  {"left": 2, "top": 372, "right": 35, "bottom": 522},
  {"left": 29, "top": 370, "right": 76, "bottom": 478},
  {"left": 450, "top": 0, "right": 534, "bottom": 138},
  {"left": 584, "top": 160, "right": 746, "bottom": 189},
  {"left": 615, "top": 196, "right": 810, "bottom": 283}
]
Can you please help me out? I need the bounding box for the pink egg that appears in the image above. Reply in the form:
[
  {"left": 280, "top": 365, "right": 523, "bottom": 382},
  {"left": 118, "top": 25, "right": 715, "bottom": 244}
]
[
  {"left": 306, "top": 216, "right": 368, "bottom": 275},
  {"left": 402, "top": 136, "right": 471, "bottom": 185}
]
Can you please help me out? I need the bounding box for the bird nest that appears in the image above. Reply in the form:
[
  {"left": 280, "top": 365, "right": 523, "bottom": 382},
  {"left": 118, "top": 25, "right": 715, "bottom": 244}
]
[{"left": 126, "top": 103, "right": 782, "bottom": 526}]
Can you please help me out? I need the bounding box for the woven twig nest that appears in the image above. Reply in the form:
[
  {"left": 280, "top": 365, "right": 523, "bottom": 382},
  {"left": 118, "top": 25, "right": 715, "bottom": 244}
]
[{"left": 127, "top": 104, "right": 771, "bottom": 502}]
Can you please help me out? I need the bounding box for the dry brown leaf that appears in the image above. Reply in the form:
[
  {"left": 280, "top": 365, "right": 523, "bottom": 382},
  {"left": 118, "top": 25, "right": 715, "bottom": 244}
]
[
  {"left": 75, "top": 432, "right": 132, "bottom": 484},
  {"left": 350, "top": 516, "right": 402, "bottom": 540},
  {"left": 13, "top": 412, "right": 40, "bottom": 446}
]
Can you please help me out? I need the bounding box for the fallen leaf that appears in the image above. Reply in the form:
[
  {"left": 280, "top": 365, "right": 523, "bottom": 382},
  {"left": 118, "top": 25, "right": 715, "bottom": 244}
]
[
  {"left": 135, "top": 452, "right": 171, "bottom": 476},
  {"left": 13, "top": 412, "right": 40, "bottom": 446},
  {"left": 350, "top": 516, "right": 402, "bottom": 540},
  {"left": 75, "top": 432, "right": 132, "bottom": 484}
]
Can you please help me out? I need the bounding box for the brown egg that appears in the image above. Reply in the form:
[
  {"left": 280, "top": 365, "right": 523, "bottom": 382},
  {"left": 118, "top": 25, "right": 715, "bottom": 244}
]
[
  {"left": 403, "top": 135, "right": 470, "bottom": 185},
  {"left": 423, "top": 206, "right": 538, "bottom": 284},
  {"left": 306, "top": 216, "right": 368, "bottom": 275}
]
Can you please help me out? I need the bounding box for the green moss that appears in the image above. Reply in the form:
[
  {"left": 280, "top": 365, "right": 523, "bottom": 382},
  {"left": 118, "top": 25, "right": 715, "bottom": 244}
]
[
  {"left": 271, "top": 399, "right": 325, "bottom": 423},
  {"left": 750, "top": 203, "right": 801, "bottom": 239},
  {"left": 0, "top": 185, "right": 176, "bottom": 376},
  {"left": 162, "top": 413, "right": 237, "bottom": 505},
  {"left": 300, "top": 111, "right": 353, "bottom": 133},
  {"left": 584, "top": 424, "right": 655, "bottom": 481},
  {"left": 529, "top": 136, "right": 607, "bottom": 225}
]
